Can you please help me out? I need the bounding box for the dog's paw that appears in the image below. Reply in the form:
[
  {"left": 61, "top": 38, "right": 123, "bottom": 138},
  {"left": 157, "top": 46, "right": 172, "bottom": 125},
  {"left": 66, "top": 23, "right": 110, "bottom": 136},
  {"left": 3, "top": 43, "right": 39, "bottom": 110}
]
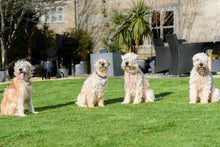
[
  {"left": 32, "top": 111, "right": 38, "bottom": 114},
  {"left": 133, "top": 102, "right": 141, "bottom": 105},
  {"left": 122, "top": 101, "right": 129, "bottom": 104},
  {"left": 201, "top": 101, "right": 208, "bottom": 104},
  {"left": 211, "top": 99, "right": 219, "bottom": 103},
  {"left": 81, "top": 105, "right": 88, "bottom": 107},
  {"left": 15, "top": 112, "right": 27, "bottom": 117},
  {"left": 98, "top": 104, "right": 105, "bottom": 107},
  {"left": 88, "top": 105, "right": 95, "bottom": 108},
  {"left": 18, "top": 114, "right": 27, "bottom": 117},
  {"left": 189, "top": 101, "right": 196, "bottom": 104}
]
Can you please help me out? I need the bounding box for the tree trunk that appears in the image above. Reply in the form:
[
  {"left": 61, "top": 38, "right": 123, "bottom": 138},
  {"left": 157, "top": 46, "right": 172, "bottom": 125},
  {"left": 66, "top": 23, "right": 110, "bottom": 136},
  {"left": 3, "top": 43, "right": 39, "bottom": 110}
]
[
  {"left": 28, "top": 38, "right": 32, "bottom": 61},
  {"left": 0, "top": 38, "right": 7, "bottom": 70},
  {"left": 0, "top": 38, "right": 9, "bottom": 80}
]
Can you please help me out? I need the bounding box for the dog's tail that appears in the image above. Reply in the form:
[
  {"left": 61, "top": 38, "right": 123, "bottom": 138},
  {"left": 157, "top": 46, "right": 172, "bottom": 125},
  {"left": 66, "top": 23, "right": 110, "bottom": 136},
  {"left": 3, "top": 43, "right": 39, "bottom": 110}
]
[{"left": 155, "top": 96, "right": 162, "bottom": 101}]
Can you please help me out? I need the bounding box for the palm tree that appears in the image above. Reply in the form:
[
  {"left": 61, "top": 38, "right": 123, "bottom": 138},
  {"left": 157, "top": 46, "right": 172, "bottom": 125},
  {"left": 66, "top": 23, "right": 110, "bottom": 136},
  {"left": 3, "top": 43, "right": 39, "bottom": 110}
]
[{"left": 111, "top": 0, "right": 152, "bottom": 53}]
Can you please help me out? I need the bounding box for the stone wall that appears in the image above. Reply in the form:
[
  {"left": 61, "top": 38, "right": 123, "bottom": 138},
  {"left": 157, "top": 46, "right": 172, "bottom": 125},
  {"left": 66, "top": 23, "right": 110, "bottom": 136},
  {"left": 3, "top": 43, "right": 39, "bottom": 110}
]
[
  {"left": 44, "top": 0, "right": 220, "bottom": 60},
  {"left": 179, "top": 0, "right": 220, "bottom": 42},
  {"left": 45, "top": 1, "right": 76, "bottom": 34},
  {"left": 76, "top": 0, "right": 156, "bottom": 59}
]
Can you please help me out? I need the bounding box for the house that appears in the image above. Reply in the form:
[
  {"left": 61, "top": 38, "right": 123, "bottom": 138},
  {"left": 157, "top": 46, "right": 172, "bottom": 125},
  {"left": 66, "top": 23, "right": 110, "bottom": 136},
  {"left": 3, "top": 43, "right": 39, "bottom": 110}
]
[
  {"left": 40, "top": 0, "right": 76, "bottom": 34},
  {"left": 41, "top": 0, "right": 220, "bottom": 59}
]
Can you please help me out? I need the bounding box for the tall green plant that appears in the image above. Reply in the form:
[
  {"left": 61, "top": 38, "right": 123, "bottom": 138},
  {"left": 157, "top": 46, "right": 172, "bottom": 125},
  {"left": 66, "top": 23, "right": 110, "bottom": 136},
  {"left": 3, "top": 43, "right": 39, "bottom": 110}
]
[
  {"left": 68, "top": 28, "right": 92, "bottom": 61},
  {"left": 111, "top": 0, "right": 152, "bottom": 53}
]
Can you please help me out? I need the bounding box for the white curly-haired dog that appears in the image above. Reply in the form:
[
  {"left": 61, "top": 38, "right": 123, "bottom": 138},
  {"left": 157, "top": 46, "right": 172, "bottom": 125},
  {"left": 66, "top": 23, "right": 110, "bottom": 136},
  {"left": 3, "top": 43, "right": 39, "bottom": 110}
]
[
  {"left": 76, "top": 58, "right": 110, "bottom": 108},
  {"left": 121, "top": 53, "right": 155, "bottom": 104},
  {"left": 1, "top": 60, "right": 38, "bottom": 116},
  {"left": 189, "top": 53, "right": 220, "bottom": 104}
]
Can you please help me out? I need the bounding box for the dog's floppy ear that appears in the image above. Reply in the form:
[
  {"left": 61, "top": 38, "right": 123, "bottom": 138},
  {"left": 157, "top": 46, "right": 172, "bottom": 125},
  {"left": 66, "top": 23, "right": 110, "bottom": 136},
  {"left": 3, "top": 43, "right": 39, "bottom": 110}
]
[
  {"left": 107, "top": 60, "right": 110, "bottom": 66},
  {"left": 94, "top": 60, "right": 98, "bottom": 66},
  {"left": 121, "top": 55, "right": 125, "bottom": 60},
  {"left": 94, "top": 59, "right": 100, "bottom": 68},
  {"left": 27, "top": 62, "right": 32, "bottom": 70},
  {"left": 134, "top": 54, "right": 138, "bottom": 60},
  {"left": 26, "top": 61, "right": 32, "bottom": 79},
  {"left": 192, "top": 55, "right": 196, "bottom": 62}
]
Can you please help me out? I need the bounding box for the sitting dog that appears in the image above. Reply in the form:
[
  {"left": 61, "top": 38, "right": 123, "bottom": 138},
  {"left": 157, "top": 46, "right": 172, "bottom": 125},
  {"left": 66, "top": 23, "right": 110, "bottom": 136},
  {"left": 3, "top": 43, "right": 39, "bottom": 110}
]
[
  {"left": 189, "top": 53, "right": 220, "bottom": 104},
  {"left": 121, "top": 53, "right": 155, "bottom": 104},
  {"left": 1, "top": 60, "right": 38, "bottom": 116},
  {"left": 76, "top": 58, "right": 110, "bottom": 108}
]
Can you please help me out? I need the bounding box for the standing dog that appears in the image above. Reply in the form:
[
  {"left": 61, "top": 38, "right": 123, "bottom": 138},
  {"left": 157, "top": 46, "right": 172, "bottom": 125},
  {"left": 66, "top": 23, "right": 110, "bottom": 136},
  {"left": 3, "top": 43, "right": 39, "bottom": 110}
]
[
  {"left": 1, "top": 60, "right": 38, "bottom": 116},
  {"left": 189, "top": 53, "right": 220, "bottom": 104},
  {"left": 121, "top": 53, "right": 155, "bottom": 104},
  {"left": 76, "top": 58, "right": 110, "bottom": 107}
]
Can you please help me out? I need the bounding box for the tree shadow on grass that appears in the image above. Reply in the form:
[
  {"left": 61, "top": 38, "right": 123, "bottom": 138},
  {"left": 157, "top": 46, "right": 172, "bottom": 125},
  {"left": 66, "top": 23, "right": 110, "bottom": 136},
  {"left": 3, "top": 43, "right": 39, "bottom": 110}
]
[
  {"left": 105, "top": 97, "right": 124, "bottom": 105},
  {"left": 35, "top": 101, "right": 75, "bottom": 112}
]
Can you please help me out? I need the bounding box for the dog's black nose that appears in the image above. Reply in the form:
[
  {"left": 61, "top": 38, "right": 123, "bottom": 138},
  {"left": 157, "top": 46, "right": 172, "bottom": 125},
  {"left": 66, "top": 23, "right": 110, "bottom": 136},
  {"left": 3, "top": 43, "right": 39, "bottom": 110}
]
[
  {"left": 125, "top": 62, "right": 129, "bottom": 66},
  {"left": 19, "top": 68, "right": 23, "bottom": 72},
  {"left": 199, "top": 63, "right": 204, "bottom": 67},
  {"left": 101, "top": 63, "right": 105, "bottom": 67}
]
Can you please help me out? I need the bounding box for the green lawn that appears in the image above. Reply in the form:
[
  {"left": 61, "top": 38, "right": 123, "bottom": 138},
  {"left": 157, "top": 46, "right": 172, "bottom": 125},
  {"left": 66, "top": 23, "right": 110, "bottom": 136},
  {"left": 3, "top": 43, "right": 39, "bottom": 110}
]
[{"left": 0, "top": 78, "right": 220, "bottom": 146}]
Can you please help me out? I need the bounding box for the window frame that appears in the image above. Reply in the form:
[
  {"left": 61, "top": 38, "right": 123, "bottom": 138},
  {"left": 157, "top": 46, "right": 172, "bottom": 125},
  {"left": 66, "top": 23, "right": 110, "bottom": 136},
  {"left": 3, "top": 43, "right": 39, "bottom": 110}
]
[
  {"left": 42, "top": 6, "right": 65, "bottom": 24},
  {"left": 151, "top": 9, "right": 175, "bottom": 41}
]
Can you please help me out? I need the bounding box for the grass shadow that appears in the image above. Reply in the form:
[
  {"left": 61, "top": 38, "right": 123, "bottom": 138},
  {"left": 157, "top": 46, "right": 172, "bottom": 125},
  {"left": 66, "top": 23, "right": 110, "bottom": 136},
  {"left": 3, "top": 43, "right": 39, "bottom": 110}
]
[
  {"left": 35, "top": 101, "right": 75, "bottom": 112},
  {"left": 105, "top": 97, "right": 124, "bottom": 105}
]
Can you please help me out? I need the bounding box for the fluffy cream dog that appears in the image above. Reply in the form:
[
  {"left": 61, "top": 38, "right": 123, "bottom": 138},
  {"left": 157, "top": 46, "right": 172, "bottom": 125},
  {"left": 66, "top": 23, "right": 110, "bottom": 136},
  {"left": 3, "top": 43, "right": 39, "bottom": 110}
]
[
  {"left": 1, "top": 60, "right": 38, "bottom": 116},
  {"left": 76, "top": 58, "right": 110, "bottom": 107},
  {"left": 121, "top": 53, "right": 155, "bottom": 104},
  {"left": 189, "top": 53, "right": 220, "bottom": 104}
]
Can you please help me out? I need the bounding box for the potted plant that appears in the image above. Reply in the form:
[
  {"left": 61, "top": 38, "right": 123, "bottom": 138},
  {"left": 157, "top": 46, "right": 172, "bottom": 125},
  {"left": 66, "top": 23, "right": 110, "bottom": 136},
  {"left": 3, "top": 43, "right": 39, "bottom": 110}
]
[
  {"left": 57, "top": 58, "right": 68, "bottom": 78},
  {"left": 68, "top": 28, "right": 92, "bottom": 75},
  {"left": 0, "top": 62, "right": 6, "bottom": 82},
  {"left": 0, "top": 70, "right": 6, "bottom": 82}
]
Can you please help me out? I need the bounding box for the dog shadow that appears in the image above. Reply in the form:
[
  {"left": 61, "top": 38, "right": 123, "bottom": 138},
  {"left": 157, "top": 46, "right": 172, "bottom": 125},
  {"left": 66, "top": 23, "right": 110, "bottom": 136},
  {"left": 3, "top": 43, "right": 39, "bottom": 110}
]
[
  {"left": 35, "top": 101, "right": 75, "bottom": 112},
  {"left": 34, "top": 92, "right": 173, "bottom": 111},
  {"left": 105, "top": 97, "right": 124, "bottom": 105},
  {"left": 105, "top": 92, "right": 173, "bottom": 105},
  {"left": 155, "top": 92, "right": 173, "bottom": 100},
  {"left": 0, "top": 90, "right": 4, "bottom": 94}
]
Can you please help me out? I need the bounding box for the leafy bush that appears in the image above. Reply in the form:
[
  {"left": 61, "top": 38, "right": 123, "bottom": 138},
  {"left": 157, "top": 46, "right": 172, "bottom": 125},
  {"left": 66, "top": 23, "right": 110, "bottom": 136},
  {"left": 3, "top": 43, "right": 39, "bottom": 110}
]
[
  {"left": 68, "top": 28, "right": 92, "bottom": 61},
  {"left": 109, "top": 0, "right": 152, "bottom": 53}
]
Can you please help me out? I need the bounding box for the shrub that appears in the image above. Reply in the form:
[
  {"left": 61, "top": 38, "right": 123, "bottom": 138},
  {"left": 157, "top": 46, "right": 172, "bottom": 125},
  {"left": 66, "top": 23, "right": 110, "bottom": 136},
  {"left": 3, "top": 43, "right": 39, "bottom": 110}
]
[{"left": 68, "top": 28, "right": 92, "bottom": 61}]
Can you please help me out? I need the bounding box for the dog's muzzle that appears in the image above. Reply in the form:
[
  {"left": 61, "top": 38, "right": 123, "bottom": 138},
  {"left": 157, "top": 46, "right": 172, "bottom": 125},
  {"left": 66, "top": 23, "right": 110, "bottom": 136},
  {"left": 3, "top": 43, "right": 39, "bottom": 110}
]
[
  {"left": 101, "top": 63, "right": 106, "bottom": 69},
  {"left": 19, "top": 69, "right": 26, "bottom": 80},
  {"left": 198, "top": 63, "right": 206, "bottom": 72},
  {"left": 19, "top": 72, "right": 25, "bottom": 80},
  {"left": 125, "top": 62, "right": 129, "bottom": 67}
]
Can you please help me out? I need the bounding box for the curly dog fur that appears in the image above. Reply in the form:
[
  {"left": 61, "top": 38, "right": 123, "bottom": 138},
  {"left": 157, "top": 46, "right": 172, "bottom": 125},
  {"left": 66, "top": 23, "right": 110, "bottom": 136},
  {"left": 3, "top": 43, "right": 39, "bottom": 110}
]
[
  {"left": 76, "top": 58, "right": 110, "bottom": 108},
  {"left": 121, "top": 53, "right": 155, "bottom": 104},
  {"left": 189, "top": 53, "right": 220, "bottom": 104},
  {"left": 1, "top": 60, "right": 38, "bottom": 116}
]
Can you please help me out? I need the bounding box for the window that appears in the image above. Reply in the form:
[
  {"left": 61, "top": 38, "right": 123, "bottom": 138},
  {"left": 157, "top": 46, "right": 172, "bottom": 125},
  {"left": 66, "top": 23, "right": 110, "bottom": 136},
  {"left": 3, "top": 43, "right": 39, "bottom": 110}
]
[
  {"left": 152, "top": 10, "right": 174, "bottom": 41},
  {"left": 41, "top": 7, "right": 64, "bottom": 23}
]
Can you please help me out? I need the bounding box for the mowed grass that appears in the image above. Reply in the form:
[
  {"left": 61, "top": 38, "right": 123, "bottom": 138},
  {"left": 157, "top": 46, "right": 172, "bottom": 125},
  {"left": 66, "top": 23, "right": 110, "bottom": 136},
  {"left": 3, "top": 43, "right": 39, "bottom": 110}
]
[{"left": 1, "top": 77, "right": 220, "bottom": 146}]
